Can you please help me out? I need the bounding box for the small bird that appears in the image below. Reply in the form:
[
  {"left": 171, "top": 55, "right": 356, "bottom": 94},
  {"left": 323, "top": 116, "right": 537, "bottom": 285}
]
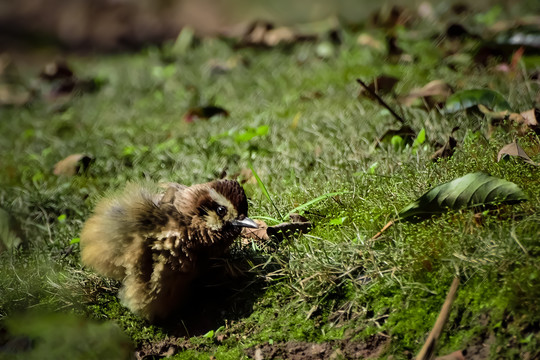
[{"left": 80, "top": 179, "right": 258, "bottom": 322}]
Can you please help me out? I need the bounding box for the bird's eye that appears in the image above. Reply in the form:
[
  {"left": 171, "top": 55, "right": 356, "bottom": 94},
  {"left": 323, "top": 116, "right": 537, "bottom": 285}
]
[{"left": 216, "top": 206, "right": 227, "bottom": 217}]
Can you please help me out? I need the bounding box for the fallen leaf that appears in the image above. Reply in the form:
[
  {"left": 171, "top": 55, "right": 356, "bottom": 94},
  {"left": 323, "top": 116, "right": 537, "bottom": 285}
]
[
  {"left": 241, "top": 219, "right": 269, "bottom": 242},
  {"left": 497, "top": 141, "right": 539, "bottom": 165},
  {"left": 486, "top": 108, "right": 539, "bottom": 136},
  {"left": 183, "top": 105, "right": 229, "bottom": 122},
  {"left": 398, "top": 172, "right": 527, "bottom": 220},
  {"left": 53, "top": 154, "right": 93, "bottom": 176},
  {"left": 399, "top": 80, "right": 453, "bottom": 109},
  {"left": 0, "top": 84, "right": 32, "bottom": 107},
  {"left": 234, "top": 168, "right": 257, "bottom": 185},
  {"left": 357, "top": 33, "right": 385, "bottom": 51},
  {"left": 518, "top": 108, "right": 540, "bottom": 133},
  {"left": 241, "top": 215, "right": 312, "bottom": 244},
  {"left": 444, "top": 89, "right": 512, "bottom": 113},
  {"left": 417, "top": 2, "right": 435, "bottom": 21},
  {"left": 237, "top": 21, "right": 310, "bottom": 48},
  {"left": 264, "top": 26, "right": 296, "bottom": 46}
]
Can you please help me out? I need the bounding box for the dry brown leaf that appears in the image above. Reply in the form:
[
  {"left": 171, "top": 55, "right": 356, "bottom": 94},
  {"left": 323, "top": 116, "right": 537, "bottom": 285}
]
[
  {"left": 53, "top": 154, "right": 93, "bottom": 176},
  {"left": 241, "top": 219, "right": 269, "bottom": 243},
  {"left": 519, "top": 108, "right": 539, "bottom": 130},
  {"left": 478, "top": 103, "right": 510, "bottom": 118},
  {"left": 0, "top": 84, "right": 31, "bottom": 107},
  {"left": 357, "top": 33, "right": 385, "bottom": 51},
  {"left": 235, "top": 168, "right": 257, "bottom": 185},
  {"left": 488, "top": 107, "right": 540, "bottom": 136},
  {"left": 399, "top": 80, "right": 453, "bottom": 109},
  {"left": 241, "top": 215, "right": 312, "bottom": 245},
  {"left": 265, "top": 27, "right": 296, "bottom": 46},
  {"left": 238, "top": 21, "right": 316, "bottom": 48},
  {"left": 497, "top": 141, "right": 539, "bottom": 165}
]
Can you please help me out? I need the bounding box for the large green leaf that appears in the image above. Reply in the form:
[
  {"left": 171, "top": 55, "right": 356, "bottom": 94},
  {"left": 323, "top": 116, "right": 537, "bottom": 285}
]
[
  {"left": 444, "top": 89, "right": 512, "bottom": 113},
  {"left": 399, "top": 172, "right": 527, "bottom": 220}
]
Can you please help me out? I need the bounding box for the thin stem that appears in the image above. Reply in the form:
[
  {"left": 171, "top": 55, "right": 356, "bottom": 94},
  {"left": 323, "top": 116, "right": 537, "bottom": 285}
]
[{"left": 356, "top": 78, "right": 405, "bottom": 124}]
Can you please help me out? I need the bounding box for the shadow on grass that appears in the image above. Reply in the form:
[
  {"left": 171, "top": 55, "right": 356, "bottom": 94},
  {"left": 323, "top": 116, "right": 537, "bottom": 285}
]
[{"left": 83, "top": 246, "right": 273, "bottom": 343}]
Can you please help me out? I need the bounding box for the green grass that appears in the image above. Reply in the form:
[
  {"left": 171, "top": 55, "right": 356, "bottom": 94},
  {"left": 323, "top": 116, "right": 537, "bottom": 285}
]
[{"left": 1, "top": 3, "right": 540, "bottom": 359}]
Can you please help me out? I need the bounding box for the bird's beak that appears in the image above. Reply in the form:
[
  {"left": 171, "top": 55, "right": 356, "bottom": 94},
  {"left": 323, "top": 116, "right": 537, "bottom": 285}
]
[{"left": 231, "top": 217, "right": 259, "bottom": 229}]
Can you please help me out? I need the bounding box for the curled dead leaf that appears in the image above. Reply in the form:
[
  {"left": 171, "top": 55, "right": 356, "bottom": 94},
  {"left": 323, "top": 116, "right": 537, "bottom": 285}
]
[
  {"left": 235, "top": 168, "right": 257, "bottom": 185},
  {"left": 238, "top": 21, "right": 316, "bottom": 48},
  {"left": 518, "top": 108, "right": 539, "bottom": 133},
  {"left": 53, "top": 154, "right": 93, "bottom": 176},
  {"left": 240, "top": 214, "right": 312, "bottom": 246},
  {"left": 0, "top": 84, "right": 32, "bottom": 107},
  {"left": 399, "top": 80, "right": 453, "bottom": 109},
  {"left": 241, "top": 219, "right": 269, "bottom": 242},
  {"left": 357, "top": 33, "right": 385, "bottom": 51},
  {"left": 497, "top": 141, "right": 539, "bottom": 165},
  {"left": 488, "top": 108, "right": 540, "bottom": 136}
]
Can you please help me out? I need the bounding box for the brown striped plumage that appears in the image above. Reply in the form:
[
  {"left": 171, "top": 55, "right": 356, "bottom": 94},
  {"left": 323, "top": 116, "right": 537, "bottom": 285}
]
[{"left": 80, "top": 180, "right": 257, "bottom": 322}]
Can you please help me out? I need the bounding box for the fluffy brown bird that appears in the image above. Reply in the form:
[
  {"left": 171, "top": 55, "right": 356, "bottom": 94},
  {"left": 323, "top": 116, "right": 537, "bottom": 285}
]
[{"left": 80, "top": 179, "right": 257, "bottom": 322}]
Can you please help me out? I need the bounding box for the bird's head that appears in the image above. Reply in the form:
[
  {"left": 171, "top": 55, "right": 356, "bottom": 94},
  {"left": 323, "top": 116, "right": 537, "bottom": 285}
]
[{"left": 174, "top": 180, "right": 257, "bottom": 245}]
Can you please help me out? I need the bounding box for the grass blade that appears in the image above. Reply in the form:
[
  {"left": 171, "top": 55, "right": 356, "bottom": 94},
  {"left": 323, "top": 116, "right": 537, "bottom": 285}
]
[
  {"left": 287, "top": 191, "right": 349, "bottom": 217},
  {"left": 248, "top": 162, "right": 284, "bottom": 220}
]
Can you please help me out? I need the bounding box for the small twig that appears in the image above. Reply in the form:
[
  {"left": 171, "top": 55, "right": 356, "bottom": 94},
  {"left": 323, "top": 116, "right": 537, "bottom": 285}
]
[
  {"left": 356, "top": 78, "right": 405, "bottom": 124},
  {"left": 371, "top": 220, "right": 395, "bottom": 240},
  {"left": 416, "top": 277, "right": 460, "bottom": 360}
]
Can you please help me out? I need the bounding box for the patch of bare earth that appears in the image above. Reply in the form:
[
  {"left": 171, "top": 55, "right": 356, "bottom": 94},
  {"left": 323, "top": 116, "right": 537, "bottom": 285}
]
[{"left": 244, "top": 335, "right": 389, "bottom": 360}]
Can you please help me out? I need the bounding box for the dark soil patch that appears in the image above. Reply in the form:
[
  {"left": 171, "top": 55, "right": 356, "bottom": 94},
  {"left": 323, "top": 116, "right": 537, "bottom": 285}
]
[
  {"left": 244, "top": 335, "right": 390, "bottom": 360},
  {"left": 136, "top": 337, "right": 191, "bottom": 360}
]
